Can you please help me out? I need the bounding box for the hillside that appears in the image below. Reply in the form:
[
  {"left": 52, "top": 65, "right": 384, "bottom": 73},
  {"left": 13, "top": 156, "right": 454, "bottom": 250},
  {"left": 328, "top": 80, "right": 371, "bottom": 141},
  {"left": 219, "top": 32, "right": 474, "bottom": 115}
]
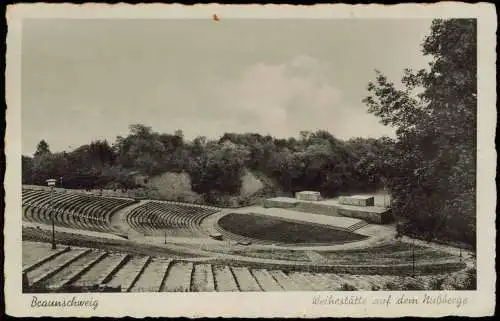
[{"left": 53, "top": 169, "right": 278, "bottom": 208}]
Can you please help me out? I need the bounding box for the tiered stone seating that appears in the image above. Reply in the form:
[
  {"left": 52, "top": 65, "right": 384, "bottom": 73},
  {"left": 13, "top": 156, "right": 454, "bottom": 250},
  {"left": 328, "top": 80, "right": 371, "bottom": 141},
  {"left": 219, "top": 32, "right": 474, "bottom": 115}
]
[
  {"left": 130, "top": 258, "right": 172, "bottom": 292},
  {"left": 126, "top": 201, "right": 219, "bottom": 236},
  {"left": 22, "top": 241, "right": 469, "bottom": 293},
  {"left": 104, "top": 256, "right": 151, "bottom": 292},
  {"left": 230, "top": 266, "right": 261, "bottom": 291},
  {"left": 72, "top": 253, "right": 129, "bottom": 287},
  {"left": 212, "top": 265, "right": 239, "bottom": 291},
  {"left": 43, "top": 250, "right": 107, "bottom": 290},
  {"left": 191, "top": 264, "right": 216, "bottom": 292},
  {"left": 160, "top": 261, "right": 194, "bottom": 292},
  {"left": 25, "top": 248, "right": 91, "bottom": 289},
  {"left": 22, "top": 188, "right": 137, "bottom": 233},
  {"left": 251, "top": 269, "right": 285, "bottom": 291}
]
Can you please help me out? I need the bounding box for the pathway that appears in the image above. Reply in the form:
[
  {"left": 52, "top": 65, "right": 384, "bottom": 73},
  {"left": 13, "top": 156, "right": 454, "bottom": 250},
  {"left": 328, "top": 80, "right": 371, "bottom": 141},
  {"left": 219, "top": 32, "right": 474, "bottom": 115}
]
[
  {"left": 22, "top": 221, "right": 124, "bottom": 240},
  {"left": 109, "top": 200, "right": 151, "bottom": 235}
]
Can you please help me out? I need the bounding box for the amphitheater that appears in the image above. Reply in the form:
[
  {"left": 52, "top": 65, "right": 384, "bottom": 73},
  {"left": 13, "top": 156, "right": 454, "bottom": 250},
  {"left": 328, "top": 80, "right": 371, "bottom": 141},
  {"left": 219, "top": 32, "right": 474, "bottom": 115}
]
[{"left": 22, "top": 186, "right": 473, "bottom": 292}]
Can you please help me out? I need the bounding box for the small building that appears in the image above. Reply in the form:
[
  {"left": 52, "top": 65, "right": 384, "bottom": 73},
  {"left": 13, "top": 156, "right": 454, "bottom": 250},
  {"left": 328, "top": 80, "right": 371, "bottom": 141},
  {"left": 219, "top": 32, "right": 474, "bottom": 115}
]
[{"left": 295, "top": 191, "right": 322, "bottom": 201}]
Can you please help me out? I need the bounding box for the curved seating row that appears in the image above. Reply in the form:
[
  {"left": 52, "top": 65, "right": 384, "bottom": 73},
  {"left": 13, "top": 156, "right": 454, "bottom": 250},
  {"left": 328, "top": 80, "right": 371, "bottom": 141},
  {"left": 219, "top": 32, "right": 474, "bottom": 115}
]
[
  {"left": 22, "top": 188, "right": 136, "bottom": 233},
  {"left": 126, "top": 201, "right": 219, "bottom": 236},
  {"left": 22, "top": 240, "right": 469, "bottom": 292}
]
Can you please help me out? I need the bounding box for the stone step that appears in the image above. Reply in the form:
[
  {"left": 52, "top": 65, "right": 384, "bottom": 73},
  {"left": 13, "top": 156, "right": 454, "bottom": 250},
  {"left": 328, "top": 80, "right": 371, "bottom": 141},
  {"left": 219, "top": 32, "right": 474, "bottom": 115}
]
[
  {"left": 347, "top": 221, "right": 369, "bottom": 232},
  {"left": 268, "top": 270, "right": 303, "bottom": 291},
  {"left": 161, "top": 262, "right": 193, "bottom": 292},
  {"left": 130, "top": 259, "right": 172, "bottom": 292},
  {"left": 230, "top": 266, "right": 261, "bottom": 291},
  {"left": 105, "top": 256, "right": 151, "bottom": 292},
  {"left": 23, "top": 246, "right": 70, "bottom": 273},
  {"left": 251, "top": 269, "right": 284, "bottom": 292},
  {"left": 191, "top": 264, "right": 216, "bottom": 292},
  {"left": 213, "top": 265, "right": 239, "bottom": 292},
  {"left": 45, "top": 251, "right": 108, "bottom": 290},
  {"left": 27, "top": 248, "right": 91, "bottom": 288},
  {"left": 72, "top": 253, "right": 128, "bottom": 287}
]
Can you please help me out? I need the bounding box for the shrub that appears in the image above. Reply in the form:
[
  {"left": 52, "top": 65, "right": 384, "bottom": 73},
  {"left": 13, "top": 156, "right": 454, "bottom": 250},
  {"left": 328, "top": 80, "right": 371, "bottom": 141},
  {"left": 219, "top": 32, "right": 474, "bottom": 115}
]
[
  {"left": 461, "top": 267, "right": 477, "bottom": 290},
  {"left": 401, "top": 279, "right": 425, "bottom": 290},
  {"left": 340, "top": 283, "right": 357, "bottom": 291},
  {"left": 428, "top": 277, "right": 446, "bottom": 290},
  {"left": 383, "top": 282, "right": 400, "bottom": 290}
]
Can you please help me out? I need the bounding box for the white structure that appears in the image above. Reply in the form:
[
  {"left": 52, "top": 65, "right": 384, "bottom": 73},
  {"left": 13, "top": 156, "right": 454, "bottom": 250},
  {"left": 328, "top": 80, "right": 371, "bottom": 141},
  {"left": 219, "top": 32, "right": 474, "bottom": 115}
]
[
  {"left": 339, "top": 195, "right": 375, "bottom": 207},
  {"left": 295, "top": 191, "right": 322, "bottom": 201},
  {"left": 46, "top": 178, "right": 57, "bottom": 187}
]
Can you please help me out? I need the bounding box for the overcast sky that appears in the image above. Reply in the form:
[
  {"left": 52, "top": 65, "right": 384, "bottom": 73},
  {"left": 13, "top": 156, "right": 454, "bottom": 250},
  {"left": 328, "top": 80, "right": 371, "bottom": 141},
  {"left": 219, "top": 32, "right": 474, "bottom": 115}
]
[{"left": 22, "top": 18, "right": 433, "bottom": 155}]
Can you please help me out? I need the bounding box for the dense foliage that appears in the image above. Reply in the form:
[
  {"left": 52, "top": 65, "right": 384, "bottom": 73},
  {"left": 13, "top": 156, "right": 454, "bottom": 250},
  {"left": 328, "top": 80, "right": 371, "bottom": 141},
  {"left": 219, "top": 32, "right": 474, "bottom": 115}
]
[
  {"left": 363, "top": 19, "right": 476, "bottom": 247},
  {"left": 22, "top": 127, "right": 393, "bottom": 199},
  {"left": 22, "top": 19, "right": 476, "bottom": 247}
]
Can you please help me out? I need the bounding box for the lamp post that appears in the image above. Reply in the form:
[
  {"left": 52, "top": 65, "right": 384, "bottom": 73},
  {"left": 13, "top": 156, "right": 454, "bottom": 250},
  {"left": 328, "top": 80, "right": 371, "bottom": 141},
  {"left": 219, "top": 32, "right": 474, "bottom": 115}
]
[
  {"left": 46, "top": 178, "right": 57, "bottom": 249},
  {"left": 59, "top": 176, "right": 63, "bottom": 189},
  {"left": 411, "top": 238, "right": 415, "bottom": 277}
]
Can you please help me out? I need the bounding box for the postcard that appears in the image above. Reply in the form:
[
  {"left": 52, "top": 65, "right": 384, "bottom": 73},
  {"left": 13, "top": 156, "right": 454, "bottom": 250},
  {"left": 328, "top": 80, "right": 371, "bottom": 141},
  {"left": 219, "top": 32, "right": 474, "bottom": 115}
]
[{"left": 4, "top": 3, "right": 496, "bottom": 317}]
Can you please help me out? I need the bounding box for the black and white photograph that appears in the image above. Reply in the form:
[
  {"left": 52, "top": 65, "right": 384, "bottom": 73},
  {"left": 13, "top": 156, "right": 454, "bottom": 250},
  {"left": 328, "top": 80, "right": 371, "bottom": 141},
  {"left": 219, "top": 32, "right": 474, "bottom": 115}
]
[{"left": 4, "top": 3, "right": 496, "bottom": 318}]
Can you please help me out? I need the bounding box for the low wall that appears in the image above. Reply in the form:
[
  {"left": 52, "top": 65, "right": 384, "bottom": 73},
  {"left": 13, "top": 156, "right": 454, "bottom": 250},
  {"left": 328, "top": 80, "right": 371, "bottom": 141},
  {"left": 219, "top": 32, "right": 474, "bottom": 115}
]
[
  {"left": 337, "top": 207, "right": 392, "bottom": 224},
  {"left": 295, "top": 202, "right": 340, "bottom": 216},
  {"left": 263, "top": 198, "right": 298, "bottom": 209},
  {"left": 263, "top": 197, "right": 393, "bottom": 224}
]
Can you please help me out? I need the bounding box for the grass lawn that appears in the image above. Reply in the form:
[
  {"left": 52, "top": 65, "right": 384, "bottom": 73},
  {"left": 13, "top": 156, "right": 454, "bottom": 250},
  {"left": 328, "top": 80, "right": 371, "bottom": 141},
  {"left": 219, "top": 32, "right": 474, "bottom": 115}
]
[
  {"left": 320, "top": 242, "right": 457, "bottom": 264},
  {"left": 218, "top": 213, "right": 367, "bottom": 245}
]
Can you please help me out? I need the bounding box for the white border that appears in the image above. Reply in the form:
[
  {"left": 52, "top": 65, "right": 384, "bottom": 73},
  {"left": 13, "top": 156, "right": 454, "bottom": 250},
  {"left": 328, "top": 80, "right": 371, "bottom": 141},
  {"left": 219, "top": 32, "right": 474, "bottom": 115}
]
[{"left": 5, "top": 3, "right": 497, "bottom": 317}]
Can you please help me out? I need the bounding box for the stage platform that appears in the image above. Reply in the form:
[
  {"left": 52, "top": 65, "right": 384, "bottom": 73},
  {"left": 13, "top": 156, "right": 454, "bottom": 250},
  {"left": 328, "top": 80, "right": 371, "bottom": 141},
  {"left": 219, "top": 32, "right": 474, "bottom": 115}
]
[{"left": 263, "top": 196, "right": 392, "bottom": 224}]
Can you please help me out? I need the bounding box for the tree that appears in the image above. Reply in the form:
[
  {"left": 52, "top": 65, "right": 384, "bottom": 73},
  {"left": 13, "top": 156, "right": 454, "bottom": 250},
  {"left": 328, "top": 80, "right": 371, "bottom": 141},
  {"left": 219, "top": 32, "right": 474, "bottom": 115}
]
[
  {"left": 363, "top": 19, "right": 476, "bottom": 246},
  {"left": 22, "top": 156, "right": 34, "bottom": 184},
  {"left": 115, "top": 124, "right": 166, "bottom": 175},
  {"left": 34, "top": 140, "right": 51, "bottom": 157},
  {"left": 188, "top": 141, "right": 249, "bottom": 198}
]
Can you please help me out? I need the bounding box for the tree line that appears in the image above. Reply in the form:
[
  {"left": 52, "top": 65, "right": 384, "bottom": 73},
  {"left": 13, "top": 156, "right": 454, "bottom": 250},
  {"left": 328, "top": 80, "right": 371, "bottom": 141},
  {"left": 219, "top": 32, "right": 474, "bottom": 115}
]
[
  {"left": 22, "top": 19, "right": 476, "bottom": 247},
  {"left": 23, "top": 127, "right": 393, "bottom": 199}
]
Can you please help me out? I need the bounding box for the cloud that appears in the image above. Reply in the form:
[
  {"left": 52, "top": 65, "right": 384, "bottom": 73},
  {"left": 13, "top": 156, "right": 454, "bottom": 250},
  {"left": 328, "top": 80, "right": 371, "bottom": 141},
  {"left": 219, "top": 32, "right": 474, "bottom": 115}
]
[{"left": 197, "top": 55, "right": 393, "bottom": 140}]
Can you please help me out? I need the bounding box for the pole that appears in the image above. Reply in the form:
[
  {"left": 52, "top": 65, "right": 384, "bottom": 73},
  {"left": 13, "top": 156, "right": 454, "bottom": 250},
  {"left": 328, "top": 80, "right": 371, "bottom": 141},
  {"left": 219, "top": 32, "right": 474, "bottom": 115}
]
[
  {"left": 164, "top": 230, "right": 167, "bottom": 244},
  {"left": 459, "top": 247, "right": 462, "bottom": 263},
  {"left": 51, "top": 186, "right": 57, "bottom": 249},
  {"left": 412, "top": 239, "right": 415, "bottom": 277},
  {"left": 60, "top": 177, "right": 63, "bottom": 188}
]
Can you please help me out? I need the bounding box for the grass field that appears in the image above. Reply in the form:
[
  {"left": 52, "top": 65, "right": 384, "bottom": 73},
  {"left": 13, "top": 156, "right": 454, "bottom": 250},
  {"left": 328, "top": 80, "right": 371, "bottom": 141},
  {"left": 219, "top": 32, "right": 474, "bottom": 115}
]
[
  {"left": 320, "top": 242, "right": 457, "bottom": 264},
  {"left": 178, "top": 243, "right": 312, "bottom": 262},
  {"left": 218, "top": 213, "right": 367, "bottom": 245}
]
